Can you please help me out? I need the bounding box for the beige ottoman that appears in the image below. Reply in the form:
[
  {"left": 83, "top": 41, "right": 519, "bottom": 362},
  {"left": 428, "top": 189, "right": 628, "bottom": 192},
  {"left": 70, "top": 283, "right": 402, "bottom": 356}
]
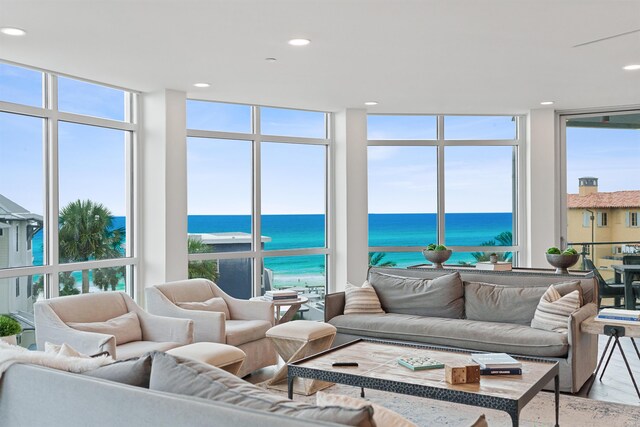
[
  {"left": 266, "top": 320, "right": 337, "bottom": 395},
  {"left": 167, "top": 342, "right": 246, "bottom": 376}
]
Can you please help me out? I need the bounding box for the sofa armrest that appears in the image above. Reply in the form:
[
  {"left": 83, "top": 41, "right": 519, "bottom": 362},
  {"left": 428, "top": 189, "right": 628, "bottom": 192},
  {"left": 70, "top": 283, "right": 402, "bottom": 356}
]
[
  {"left": 568, "top": 302, "right": 598, "bottom": 392},
  {"left": 34, "top": 303, "right": 116, "bottom": 357},
  {"left": 324, "top": 292, "right": 345, "bottom": 323},
  {"left": 136, "top": 310, "right": 194, "bottom": 345},
  {"left": 145, "top": 287, "right": 226, "bottom": 343}
]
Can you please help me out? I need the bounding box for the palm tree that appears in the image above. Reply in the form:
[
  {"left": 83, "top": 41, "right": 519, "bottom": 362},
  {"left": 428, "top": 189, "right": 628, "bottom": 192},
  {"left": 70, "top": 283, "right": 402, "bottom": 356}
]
[
  {"left": 471, "top": 231, "right": 513, "bottom": 263},
  {"left": 368, "top": 252, "right": 397, "bottom": 267},
  {"left": 188, "top": 237, "right": 219, "bottom": 282},
  {"left": 59, "top": 200, "right": 125, "bottom": 293}
]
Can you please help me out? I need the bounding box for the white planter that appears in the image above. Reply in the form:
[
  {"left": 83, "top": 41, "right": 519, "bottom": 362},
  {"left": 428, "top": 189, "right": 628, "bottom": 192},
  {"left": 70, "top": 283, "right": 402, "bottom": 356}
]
[{"left": 0, "top": 335, "right": 17, "bottom": 345}]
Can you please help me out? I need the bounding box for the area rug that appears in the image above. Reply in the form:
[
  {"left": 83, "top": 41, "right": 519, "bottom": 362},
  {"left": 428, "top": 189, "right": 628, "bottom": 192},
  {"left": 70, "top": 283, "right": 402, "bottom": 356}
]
[{"left": 262, "top": 381, "right": 640, "bottom": 426}]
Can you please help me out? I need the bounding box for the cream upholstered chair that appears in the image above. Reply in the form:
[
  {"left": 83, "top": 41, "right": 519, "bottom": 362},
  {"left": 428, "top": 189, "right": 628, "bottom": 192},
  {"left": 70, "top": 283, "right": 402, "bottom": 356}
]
[
  {"left": 145, "top": 278, "right": 278, "bottom": 377},
  {"left": 34, "top": 292, "right": 193, "bottom": 360}
]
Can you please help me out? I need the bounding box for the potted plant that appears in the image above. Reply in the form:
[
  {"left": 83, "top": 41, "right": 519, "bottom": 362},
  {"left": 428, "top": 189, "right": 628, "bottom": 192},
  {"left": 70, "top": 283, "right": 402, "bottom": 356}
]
[
  {"left": 489, "top": 253, "right": 498, "bottom": 264},
  {"left": 545, "top": 247, "right": 580, "bottom": 274},
  {"left": 422, "top": 244, "right": 452, "bottom": 269},
  {"left": 0, "top": 315, "right": 22, "bottom": 345}
]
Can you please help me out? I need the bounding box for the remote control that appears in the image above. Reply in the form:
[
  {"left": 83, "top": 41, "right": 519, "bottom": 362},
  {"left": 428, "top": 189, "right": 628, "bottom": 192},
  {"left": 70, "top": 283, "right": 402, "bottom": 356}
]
[{"left": 332, "top": 362, "right": 359, "bottom": 367}]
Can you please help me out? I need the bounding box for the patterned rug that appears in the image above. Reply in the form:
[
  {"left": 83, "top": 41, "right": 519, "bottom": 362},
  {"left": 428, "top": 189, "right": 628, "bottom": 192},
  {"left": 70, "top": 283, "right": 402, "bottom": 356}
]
[{"left": 263, "top": 381, "right": 640, "bottom": 426}]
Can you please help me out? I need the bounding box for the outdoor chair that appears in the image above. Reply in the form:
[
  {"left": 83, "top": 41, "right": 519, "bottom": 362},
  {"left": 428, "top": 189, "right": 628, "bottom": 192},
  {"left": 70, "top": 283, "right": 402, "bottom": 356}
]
[
  {"left": 145, "top": 279, "right": 278, "bottom": 377},
  {"left": 583, "top": 258, "right": 626, "bottom": 309},
  {"left": 622, "top": 255, "right": 640, "bottom": 306},
  {"left": 34, "top": 292, "right": 193, "bottom": 359}
]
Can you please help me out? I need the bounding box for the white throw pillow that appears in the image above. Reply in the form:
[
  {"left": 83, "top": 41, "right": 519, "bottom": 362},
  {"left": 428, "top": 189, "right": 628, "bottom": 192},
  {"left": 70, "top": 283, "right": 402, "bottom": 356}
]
[
  {"left": 67, "top": 311, "right": 143, "bottom": 345},
  {"left": 316, "top": 391, "right": 416, "bottom": 427},
  {"left": 344, "top": 281, "right": 385, "bottom": 315},
  {"left": 531, "top": 286, "right": 581, "bottom": 333},
  {"left": 177, "top": 296, "right": 230, "bottom": 320},
  {"left": 45, "top": 342, "right": 89, "bottom": 358}
]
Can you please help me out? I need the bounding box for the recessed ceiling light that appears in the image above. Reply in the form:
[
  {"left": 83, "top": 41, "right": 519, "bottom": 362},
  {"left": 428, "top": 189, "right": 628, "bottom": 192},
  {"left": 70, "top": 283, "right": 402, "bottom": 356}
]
[
  {"left": 265, "top": 57, "right": 277, "bottom": 62},
  {"left": 288, "top": 38, "right": 310, "bottom": 46},
  {"left": 364, "top": 101, "right": 379, "bottom": 106},
  {"left": 540, "top": 101, "right": 554, "bottom": 105},
  {"left": 623, "top": 64, "right": 640, "bottom": 71},
  {"left": 193, "top": 83, "right": 210, "bottom": 88},
  {"left": 0, "top": 27, "right": 26, "bottom": 36}
]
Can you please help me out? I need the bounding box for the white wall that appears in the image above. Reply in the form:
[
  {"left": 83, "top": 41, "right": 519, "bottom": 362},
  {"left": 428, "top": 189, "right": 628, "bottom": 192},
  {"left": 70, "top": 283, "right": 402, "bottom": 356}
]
[
  {"left": 526, "top": 108, "right": 559, "bottom": 267},
  {"left": 333, "top": 109, "right": 369, "bottom": 291},
  {"left": 139, "top": 90, "right": 188, "bottom": 293}
]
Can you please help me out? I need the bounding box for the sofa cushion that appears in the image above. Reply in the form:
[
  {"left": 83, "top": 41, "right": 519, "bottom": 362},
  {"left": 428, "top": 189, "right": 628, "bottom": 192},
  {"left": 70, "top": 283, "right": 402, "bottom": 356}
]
[
  {"left": 67, "top": 312, "right": 142, "bottom": 345},
  {"left": 329, "top": 313, "right": 569, "bottom": 357},
  {"left": 225, "top": 320, "right": 271, "bottom": 346},
  {"left": 116, "top": 341, "right": 183, "bottom": 360},
  {"left": 177, "top": 297, "right": 231, "bottom": 320},
  {"left": 464, "top": 280, "right": 582, "bottom": 325},
  {"left": 317, "top": 391, "right": 417, "bottom": 427},
  {"left": 531, "top": 287, "right": 581, "bottom": 333},
  {"left": 82, "top": 354, "right": 152, "bottom": 388},
  {"left": 344, "top": 281, "right": 385, "bottom": 315},
  {"left": 369, "top": 271, "right": 464, "bottom": 318},
  {"left": 149, "top": 351, "right": 374, "bottom": 427}
]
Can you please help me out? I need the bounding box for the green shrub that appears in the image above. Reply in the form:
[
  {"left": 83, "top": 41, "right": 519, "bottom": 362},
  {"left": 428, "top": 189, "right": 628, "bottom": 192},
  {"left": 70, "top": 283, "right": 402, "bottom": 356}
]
[
  {"left": 562, "top": 248, "right": 578, "bottom": 255},
  {"left": 546, "top": 247, "right": 561, "bottom": 255},
  {"left": 0, "top": 315, "right": 22, "bottom": 337},
  {"left": 434, "top": 245, "right": 448, "bottom": 251}
]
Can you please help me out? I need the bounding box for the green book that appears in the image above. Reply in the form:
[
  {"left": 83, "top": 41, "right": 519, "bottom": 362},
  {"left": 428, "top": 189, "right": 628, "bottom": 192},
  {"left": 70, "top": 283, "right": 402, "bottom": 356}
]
[{"left": 397, "top": 356, "right": 445, "bottom": 371}]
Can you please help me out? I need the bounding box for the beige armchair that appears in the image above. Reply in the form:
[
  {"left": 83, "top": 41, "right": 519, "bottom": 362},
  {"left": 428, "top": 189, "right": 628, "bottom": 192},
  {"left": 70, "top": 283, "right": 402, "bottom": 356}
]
[
  {"left": 145, "top": 279, "right": 278, "bottom": 377},
  {"left": 34, "top": 292, "right": 193, "bottom": 360}
]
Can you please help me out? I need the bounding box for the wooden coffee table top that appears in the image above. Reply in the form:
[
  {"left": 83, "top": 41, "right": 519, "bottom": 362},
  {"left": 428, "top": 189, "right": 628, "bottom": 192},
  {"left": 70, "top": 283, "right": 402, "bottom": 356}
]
[{"left": 294, "top": 339, "right": 557, "bottom": 401}]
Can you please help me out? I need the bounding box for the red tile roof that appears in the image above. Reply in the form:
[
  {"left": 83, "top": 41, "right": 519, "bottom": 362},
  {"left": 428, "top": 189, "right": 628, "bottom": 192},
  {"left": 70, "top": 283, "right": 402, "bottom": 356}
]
[{"left": 568, "top": 191, "right": 640, "bottom": 209}]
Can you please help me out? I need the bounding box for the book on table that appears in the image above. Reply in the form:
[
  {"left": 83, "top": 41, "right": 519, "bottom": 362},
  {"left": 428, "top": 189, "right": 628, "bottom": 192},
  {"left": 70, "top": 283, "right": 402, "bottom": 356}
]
[
  {"left": 470, "top": 353, "right": 521, "bottom": 369},
  {"left": 475, "top": 262, "right": 513, "bottom": 271},
  {"left": 479, "top": 367, "right": 522, "bottom": 375},
  {"left": 264, "top": 290, "right": 299, "bottom": 301},
  {"left": 397, "top": 355, "right": 445, "bottom": 371},
  {"left": 595, "top": 308, "right": 640, "bottom": 323}
]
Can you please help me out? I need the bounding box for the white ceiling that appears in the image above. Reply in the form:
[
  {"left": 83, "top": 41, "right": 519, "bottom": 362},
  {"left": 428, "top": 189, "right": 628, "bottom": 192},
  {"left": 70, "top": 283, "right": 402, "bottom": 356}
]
[{"left": 1, "top": 0, "right": 639, "bottom": 114}]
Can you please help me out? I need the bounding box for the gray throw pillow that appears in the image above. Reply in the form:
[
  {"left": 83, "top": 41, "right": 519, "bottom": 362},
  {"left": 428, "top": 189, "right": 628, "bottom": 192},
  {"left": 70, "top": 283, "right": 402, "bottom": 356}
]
[
  {"left": 369, "top": 271, "right": 464, "bottom": 318},
  {"left": 82, "top": 354, "right": 152, "bottom": 388},
  {"left": 464, "top": 280, "right": 583, "bottom": 325},
  {"left": 149, "top": 352, "right": 374, "bottom": 427}
]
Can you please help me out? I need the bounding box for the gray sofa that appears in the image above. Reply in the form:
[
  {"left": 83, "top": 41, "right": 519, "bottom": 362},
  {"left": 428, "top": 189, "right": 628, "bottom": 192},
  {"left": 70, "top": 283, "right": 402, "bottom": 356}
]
[
  {"left": 0, "top": 362, "right": 347, "bottom": 427},
  {"left": 325, "top": 267, "right": 599, "bottom": 393}
]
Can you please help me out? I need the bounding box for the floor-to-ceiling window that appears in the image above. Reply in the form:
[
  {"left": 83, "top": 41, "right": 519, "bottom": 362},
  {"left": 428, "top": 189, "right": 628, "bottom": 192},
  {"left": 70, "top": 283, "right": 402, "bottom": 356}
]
[
  {"left": 0, "top": 62, "right": 137, "bottom": 332},
  {"left": 561, "top": 111, "right": 640, "bottom": 280},
  {"left": 186, "top": 101, "right": 330, "bottom": 315},
  {"left": 368, "top": 114, "right": 523, "bottom": 267}
]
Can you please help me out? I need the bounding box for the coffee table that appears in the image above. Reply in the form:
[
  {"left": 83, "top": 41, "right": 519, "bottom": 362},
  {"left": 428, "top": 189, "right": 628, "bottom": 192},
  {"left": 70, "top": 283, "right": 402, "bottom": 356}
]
[{"left": 287, "top": 339, "right": 559, "bottom": 427}]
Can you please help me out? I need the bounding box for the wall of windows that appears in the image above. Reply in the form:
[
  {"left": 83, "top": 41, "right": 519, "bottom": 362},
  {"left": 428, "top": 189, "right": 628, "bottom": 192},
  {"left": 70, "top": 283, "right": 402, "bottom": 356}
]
[
  {"left": 0, "top": 62, "right": 137, "bottom": 322},
  {"left": 368, "top": 115, "right": 524, "bottom": 267},
  {"left": 186, "top": 101, "right": 330, "bottom": 306}
]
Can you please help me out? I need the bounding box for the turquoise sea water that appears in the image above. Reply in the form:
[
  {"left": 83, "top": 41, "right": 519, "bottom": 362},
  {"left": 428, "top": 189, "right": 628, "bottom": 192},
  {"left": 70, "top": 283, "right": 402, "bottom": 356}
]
[{"left": 30, "top": 213, "right": 512, "bottom": 288}]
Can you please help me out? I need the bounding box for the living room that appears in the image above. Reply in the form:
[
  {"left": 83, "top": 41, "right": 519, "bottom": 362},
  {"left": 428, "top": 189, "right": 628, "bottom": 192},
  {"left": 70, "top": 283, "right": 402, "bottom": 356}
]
[{"left": 1, "top": 1, "right": 639, "bottom": 426}]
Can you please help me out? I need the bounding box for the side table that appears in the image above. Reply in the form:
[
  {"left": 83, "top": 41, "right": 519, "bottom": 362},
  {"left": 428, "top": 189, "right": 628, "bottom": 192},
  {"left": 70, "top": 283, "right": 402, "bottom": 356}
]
[
  {"left": 250, "top": 296, "right": 309, "bottom": 324},
  {"left": 581, "top": 315, "right": 640, "bottom": 399}
]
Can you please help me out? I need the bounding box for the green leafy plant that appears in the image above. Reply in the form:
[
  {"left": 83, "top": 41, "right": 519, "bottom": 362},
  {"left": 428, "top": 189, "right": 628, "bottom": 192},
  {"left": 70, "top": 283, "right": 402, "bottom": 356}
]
[
  {"left": 426, "top": 243, "right": 448, "bottom": 251},
  {"left": 0, "top": 315, "right": 22, "bottom": 337},
  {"left": 562, "top": 248, "right": 578, "bottom": 255},
  {"left": 546, "top": 247, "right": 562, "bottom": 255},
  {"left": 368, "top": 252, "right": 397, "bottom": 267}
]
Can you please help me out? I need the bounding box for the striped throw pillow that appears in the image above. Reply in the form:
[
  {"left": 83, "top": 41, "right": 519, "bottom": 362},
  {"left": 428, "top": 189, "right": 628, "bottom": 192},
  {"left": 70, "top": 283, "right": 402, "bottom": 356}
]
[
  {"left": 344, "top": 281, "right": 385, "bottom": 315},
  {"left": 531, "top": 286, "right": 581, "bottom": 333}
]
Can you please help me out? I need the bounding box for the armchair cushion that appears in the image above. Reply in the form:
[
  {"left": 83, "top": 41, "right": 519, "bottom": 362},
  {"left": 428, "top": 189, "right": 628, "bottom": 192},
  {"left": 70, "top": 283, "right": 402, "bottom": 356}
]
[
  {"left": 177, "top": 297, "right": 230, "bottom": 320},
  {"left": 115, "top": 341, "right": 183, "bottom": 360},
  {"left": 225, "top": 320, "right": 272, "bottom": 347},
  {"left": 67, "top": 312, "right": 142, "bottom": 345}
]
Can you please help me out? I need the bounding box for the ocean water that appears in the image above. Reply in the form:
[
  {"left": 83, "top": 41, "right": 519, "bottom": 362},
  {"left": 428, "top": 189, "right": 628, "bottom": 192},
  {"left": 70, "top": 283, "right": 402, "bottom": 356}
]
[{"left": 30, "top": 213, "right": 512, "bottom": 288}]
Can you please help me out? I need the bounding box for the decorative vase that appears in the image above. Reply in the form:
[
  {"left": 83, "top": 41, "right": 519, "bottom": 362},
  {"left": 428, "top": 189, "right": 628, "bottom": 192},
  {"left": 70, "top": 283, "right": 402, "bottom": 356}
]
[
  {"left": 545, "top": 254, "right": 580, "bottom": 274},
  {"left": 0, "top": 335, "right": 17, "bottom": 345},
  {"left": 422, "top": 249, "right": 452, "bottom": 269},
  {"left": 489, "top": 254, "right": 498, "bottom": 264}
]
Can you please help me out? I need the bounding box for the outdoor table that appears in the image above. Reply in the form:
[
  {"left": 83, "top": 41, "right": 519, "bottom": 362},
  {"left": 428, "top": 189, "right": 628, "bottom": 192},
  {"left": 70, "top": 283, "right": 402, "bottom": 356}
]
[{"left": 611, "top": 264, "right": 640, "bottom": 310}]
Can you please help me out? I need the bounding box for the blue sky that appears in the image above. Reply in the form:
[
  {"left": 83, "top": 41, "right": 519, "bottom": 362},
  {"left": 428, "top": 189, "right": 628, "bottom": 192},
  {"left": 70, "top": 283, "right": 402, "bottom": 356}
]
[{"left": 2, "top": 62, "right": 639, "bottom": 220}]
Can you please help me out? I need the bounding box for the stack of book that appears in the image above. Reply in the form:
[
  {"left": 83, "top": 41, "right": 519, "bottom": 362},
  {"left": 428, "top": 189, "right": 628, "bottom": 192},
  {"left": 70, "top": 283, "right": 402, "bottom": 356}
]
[
  {"left": 595, "top": 308, "right": 640, "bottom": 324},
  {"left": 475, "top": 261, "right": 512, "bottom": 271},
  {"left": 471, "top": 353, "right": 522, "bottom": 375},
  {"left": 264, "top": 290, "right": 299, "bottom": 301}
]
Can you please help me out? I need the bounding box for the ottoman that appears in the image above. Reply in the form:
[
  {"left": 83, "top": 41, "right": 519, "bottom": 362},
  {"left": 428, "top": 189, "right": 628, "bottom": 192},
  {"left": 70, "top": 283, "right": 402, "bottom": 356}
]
[
  {"left": 167, "top": 342, "right": 246, "bottom": 376},
  {"left": 266, "top": 320, "right": 337, "bottom": 395}
]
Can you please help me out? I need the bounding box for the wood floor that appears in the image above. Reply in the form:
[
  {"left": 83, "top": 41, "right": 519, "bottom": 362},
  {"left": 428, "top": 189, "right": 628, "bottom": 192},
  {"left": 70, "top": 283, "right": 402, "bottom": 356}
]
[
  {"left": 249, "top": 335, "right": 640, "bottom": 407},
  {"left": 575, "top": 334, "right": 640, "bottom": 406}
]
